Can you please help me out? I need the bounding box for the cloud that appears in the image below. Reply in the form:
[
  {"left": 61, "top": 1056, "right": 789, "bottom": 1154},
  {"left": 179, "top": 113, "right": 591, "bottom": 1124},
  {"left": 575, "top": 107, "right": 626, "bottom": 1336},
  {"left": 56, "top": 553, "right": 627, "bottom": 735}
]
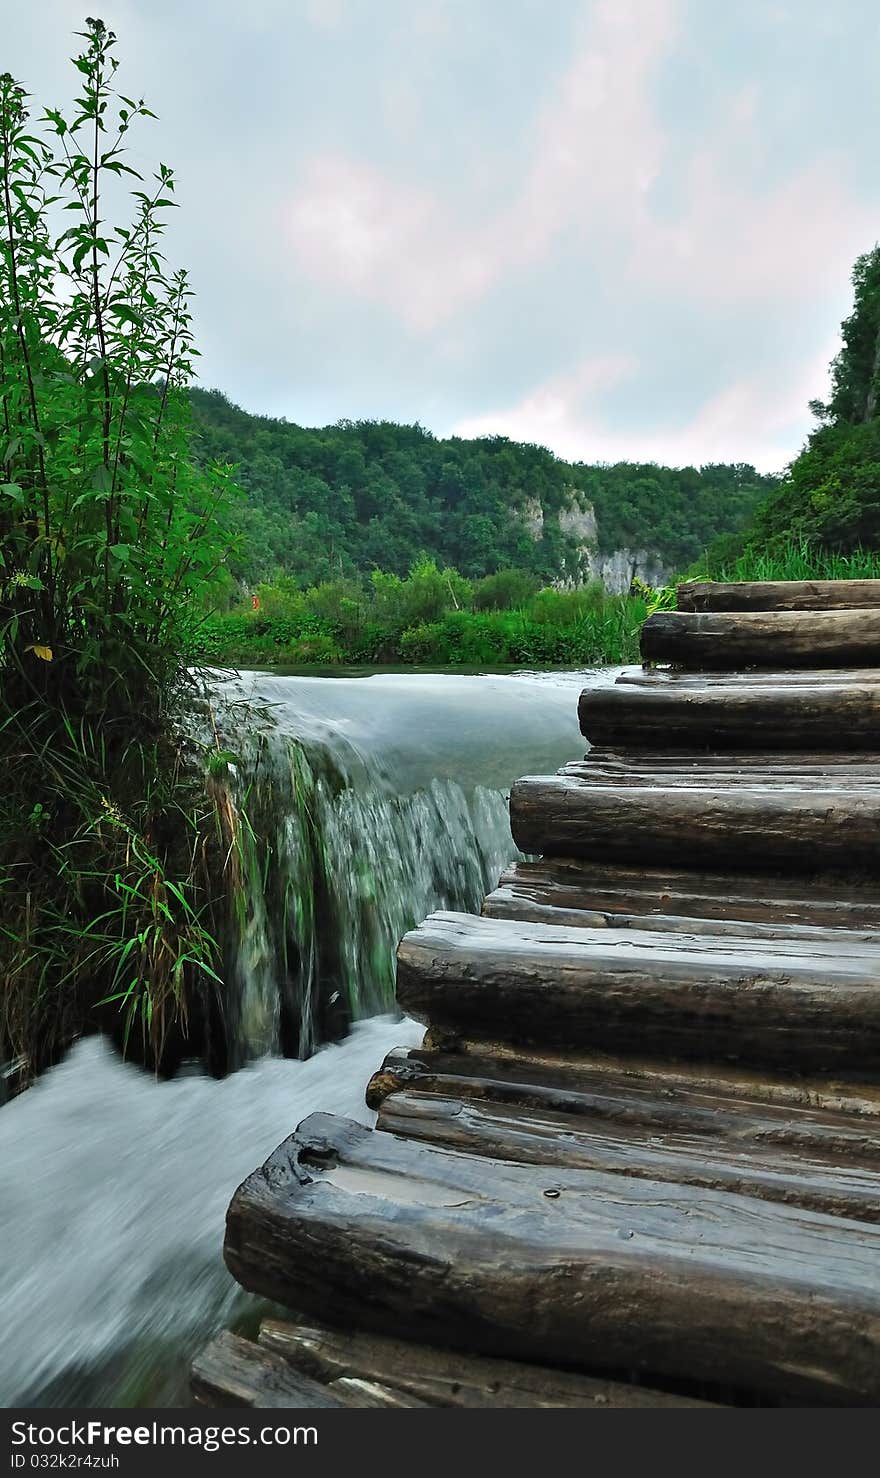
[
  {"left": 283, "top": 0, "right": 682, "bottom": 331},
  {"left": 283, "top": 157, "right": 499, "bottom": 331},
  {"left": 451, "top": 345, "right": 834, "bottom": 472},
  {"left": 632, "top": 128, "right": 876, "bottom": 308}
]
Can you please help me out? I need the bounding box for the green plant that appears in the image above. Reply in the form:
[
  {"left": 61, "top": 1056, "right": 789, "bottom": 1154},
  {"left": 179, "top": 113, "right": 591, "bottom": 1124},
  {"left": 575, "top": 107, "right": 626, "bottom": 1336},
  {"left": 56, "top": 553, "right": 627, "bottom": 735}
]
[{"left": 0, "top": 21, "right": 238, "bottom": 1077}]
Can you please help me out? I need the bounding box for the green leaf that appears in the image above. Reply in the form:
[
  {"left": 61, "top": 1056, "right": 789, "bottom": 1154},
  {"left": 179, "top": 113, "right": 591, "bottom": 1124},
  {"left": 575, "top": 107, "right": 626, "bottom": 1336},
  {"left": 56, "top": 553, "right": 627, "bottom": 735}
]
[
  {"left": 0, "top": 483, "right": 24, "bottom": 505},
  {"left": 109, "top": 544, "right": 131, "bottom": 563},
  {"left": 110, "top": 304, "right": 141, "bottom": 327}
]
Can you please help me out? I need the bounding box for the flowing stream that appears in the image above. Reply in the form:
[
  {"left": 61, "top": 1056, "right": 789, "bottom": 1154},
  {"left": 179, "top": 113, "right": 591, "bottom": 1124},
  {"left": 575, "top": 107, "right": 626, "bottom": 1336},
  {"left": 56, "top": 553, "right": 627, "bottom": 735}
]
[{"left": 0, "top": 667, "right": 609, "bottom": 1407}]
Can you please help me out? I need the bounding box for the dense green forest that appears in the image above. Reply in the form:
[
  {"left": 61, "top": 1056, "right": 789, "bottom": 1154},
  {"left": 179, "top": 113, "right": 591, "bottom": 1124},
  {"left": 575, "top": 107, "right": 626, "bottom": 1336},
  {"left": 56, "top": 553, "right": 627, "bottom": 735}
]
[
  {"left": 738, "top": 246, "right": 880, "bottom": 557},
  {"left": 190, "top": 387, "right": 777, "bottom": 588}
]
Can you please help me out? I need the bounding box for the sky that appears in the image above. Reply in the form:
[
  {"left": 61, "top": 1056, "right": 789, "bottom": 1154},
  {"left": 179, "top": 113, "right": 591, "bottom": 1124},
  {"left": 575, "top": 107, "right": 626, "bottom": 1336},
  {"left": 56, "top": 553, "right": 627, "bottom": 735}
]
[{"left": 7, "top": 0, "right": 880, "bottom": 472}]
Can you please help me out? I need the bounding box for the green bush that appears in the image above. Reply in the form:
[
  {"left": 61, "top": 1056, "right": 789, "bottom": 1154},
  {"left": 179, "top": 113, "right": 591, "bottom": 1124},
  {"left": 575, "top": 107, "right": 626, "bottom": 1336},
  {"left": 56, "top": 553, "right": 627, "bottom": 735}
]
[{"left": 472, "top": 568, "right": 540, "bottom": 611}]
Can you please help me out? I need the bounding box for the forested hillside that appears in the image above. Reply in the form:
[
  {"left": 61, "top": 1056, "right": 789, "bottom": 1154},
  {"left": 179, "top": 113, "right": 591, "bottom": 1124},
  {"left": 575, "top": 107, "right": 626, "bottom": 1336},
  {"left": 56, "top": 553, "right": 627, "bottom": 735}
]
[
  {"left": 576, "top": 461, "right": 775, "bottom": 568},
  {"left": 746, "top": 246, "right": 880, "bottom": 554},
  {"left": 190, "top": 388, "right": 775, "bottom": 586}
]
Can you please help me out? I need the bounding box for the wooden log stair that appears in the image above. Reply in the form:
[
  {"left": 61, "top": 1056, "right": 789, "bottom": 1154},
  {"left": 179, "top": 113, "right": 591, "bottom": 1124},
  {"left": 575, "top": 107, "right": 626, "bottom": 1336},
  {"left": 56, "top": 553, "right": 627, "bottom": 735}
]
[{"left": 195, "top": 579, "right": 880, "bottom": 1409}]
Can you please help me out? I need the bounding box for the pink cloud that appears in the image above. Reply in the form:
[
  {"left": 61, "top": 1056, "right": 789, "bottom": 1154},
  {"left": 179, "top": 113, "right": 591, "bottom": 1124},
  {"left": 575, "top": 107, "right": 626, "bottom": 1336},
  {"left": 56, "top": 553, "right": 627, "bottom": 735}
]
[
  {"left": 282, "top": 0, "right": 682, "bottom": 330},
  {"left": 284, "top": 156, "right": 498, "bottom": 331},
  {"left": 451, "top": 346, "right": 834, "bottom": 472}
]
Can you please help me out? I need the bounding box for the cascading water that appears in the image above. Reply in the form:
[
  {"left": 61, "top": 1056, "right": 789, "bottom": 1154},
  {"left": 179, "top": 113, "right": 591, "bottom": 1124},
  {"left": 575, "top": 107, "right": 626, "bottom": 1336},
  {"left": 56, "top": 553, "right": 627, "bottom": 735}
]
[
  {"left": 0, "top": 666, "right": 613, "bottom": 1408},
  {"left": 216, "top": 669, "right": 590, "bottom": 1064}
]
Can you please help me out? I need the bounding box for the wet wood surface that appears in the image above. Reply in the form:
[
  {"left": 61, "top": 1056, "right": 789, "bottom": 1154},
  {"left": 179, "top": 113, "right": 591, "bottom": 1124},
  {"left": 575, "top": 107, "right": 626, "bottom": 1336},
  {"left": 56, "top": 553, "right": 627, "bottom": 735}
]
[
  {"left": 578, "top": 679, "right": 880, "bottom": 749},
  {"left": 641, "top": 608, "right": 880, "bottom": 668},
  {"left": 395, "top": 910, "right": 880, "bottom": 1069},
  {"left": 366, "top": 1041, "right": 880, "bottom": 1125},
  {"left": 510, "top": 774, "right": 880, "bottom": 869},
  {"left": 677, "top": 578, "right": 880, "bottom": 612},
  {"left": 258, "top": 1320, "right": 712, "bottom": 1407},
  {"left": 484, "top": 858, "right": 880, "bottom": 936},
  {"left": 224, "top": 1113, "right": 880, "bottom": 1406},
  {"left": 376, "top": 1088, "right": 880, "bottom": 1221}
]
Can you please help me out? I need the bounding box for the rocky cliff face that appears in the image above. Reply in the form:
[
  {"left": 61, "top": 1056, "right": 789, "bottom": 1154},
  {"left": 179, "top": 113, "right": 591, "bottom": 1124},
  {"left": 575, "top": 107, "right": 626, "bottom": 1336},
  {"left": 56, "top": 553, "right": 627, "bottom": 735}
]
[
  {"left": 589, "top": 546, "right": 670, "bottom": 594},
  {"left": 520, "top": 488, "right": 670, "bottom": 593},
  {"left": 560, "top": 487, "right": 672, "bottom": 591}
]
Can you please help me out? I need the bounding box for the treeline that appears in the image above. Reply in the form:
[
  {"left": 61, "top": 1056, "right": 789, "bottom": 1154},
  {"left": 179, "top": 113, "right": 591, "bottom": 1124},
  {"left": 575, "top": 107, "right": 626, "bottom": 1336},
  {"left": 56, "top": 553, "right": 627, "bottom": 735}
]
[{"left": 190, "top": 388, "right": 775, "bottom": 587}]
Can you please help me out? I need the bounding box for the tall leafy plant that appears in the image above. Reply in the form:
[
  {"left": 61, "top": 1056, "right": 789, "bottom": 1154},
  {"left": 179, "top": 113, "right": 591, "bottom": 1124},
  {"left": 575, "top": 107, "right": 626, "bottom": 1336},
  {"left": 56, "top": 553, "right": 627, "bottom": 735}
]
[{"left": 0, "top": 20, "right": 237, "bottom": 1077}]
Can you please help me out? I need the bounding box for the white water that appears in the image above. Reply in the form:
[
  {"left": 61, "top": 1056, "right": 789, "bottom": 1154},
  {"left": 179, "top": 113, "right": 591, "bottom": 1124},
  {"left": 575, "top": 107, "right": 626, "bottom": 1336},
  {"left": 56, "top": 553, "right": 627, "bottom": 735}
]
[
  {"left": 0, "top": 666, "right": 614, "bottom": 1407},
  {"left": 0, "top": 1019, "right": 424, "bottom": 1407}
]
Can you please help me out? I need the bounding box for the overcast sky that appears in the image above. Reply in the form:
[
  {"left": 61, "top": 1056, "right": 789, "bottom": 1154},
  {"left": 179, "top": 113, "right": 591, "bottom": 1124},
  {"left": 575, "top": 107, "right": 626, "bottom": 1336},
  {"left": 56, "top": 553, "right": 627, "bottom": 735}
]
[{"left": 8, "top": 1, "right": 880, "bottom": 470}]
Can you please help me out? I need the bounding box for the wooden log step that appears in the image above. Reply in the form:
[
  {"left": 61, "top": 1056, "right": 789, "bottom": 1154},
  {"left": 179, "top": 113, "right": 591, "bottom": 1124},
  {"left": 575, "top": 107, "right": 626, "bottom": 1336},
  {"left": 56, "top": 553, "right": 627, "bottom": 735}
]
[
  {"left": 510, "top": 774, "right": 880, "bottom": 871},
  {"left": 563, "top": 758, "right": 880, "bottom": 789},
  {"left": 486, "top": 859, "right": 880, "bottom": 930},
  {"left": 193, "top": 1329, "right": 434, "bottom": 1406},
  {"left": 376, "top": 1088, "right": 880, "bottom": 1223},
  {"left": 582, "top": 746, "right": 880, "bottom": 772},
  {"left": 483, "top": 879, "right": 880, "bottom": 944},
  {"left": 257, "top": 1319, "right": 713, "bottom": 1407},
  {"left": 367, "top": 1042, "right": 880, "bottom": 1128},
  {"left": 617, "top": 666, "right": 880, "bottom": 689},
  {"left": 395, "top": 911, "right": 880, "bottom": 1070},
  {"left": 578, "top": 679, "right": 880, "bottom": 750},
  {"left": 641, "top": 609, "right": 880, "bottom": 669},
  {"left": 677, "top": 579, "right": 880, "bottom": 613},
  {"left": 224, "top": 1112, "right": 880, "bottom": 1405}
]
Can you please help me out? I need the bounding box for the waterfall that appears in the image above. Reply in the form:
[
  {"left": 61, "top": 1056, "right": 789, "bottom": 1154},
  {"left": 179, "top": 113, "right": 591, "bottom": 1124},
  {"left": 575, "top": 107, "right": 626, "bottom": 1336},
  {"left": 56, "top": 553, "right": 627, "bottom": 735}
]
[
  {"left": 221, "top": 729, "right": 515, "bottom": 1062},
  {"left": 210, "top": 668, "right": 594, "bottom": 1064}
]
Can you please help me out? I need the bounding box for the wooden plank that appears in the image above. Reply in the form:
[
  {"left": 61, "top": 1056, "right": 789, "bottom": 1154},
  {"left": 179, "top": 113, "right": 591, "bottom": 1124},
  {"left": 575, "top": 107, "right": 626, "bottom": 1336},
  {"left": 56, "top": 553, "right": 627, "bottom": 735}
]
[
  {"left": 510, "top": 774, "right": 880, "bottom": 872},
  {"left": 641, "top": 609, "right": 880, "bottom": 669},
  {"left": 578, "top": 680, "right": 880, "bottom": 750},
  {"left": 376, "top": 1089, "right": 880, "bottom": 1222},
  {"left": 677, "top": 579, "right": 880, "bottom": 613},
  {"left": 258, "top": 1320, "right": 713, "bottom": 1407},
  {"left": 395, "top": 910, "right": 880, "bottom": 1070},
  {"left": 224, "top": 1112, "right": 880, "bottom": 1405},
  {"left": 483, "top": 858, "right": 880, "bottom": 932}
]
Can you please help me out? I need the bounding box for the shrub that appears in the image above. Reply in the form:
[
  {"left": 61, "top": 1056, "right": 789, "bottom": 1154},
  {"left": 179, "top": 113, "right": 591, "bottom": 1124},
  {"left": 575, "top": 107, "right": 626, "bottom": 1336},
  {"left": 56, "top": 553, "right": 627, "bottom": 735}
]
[{"left": 472, "top": 568, "right": 540, "bottom": 610}]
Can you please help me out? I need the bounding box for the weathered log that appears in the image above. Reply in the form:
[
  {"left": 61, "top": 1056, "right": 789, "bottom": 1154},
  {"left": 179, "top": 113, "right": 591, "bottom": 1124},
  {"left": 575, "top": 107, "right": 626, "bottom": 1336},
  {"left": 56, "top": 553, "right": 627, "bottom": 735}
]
[
  {"left": 677, "top": 579, "right": 880, "bottom": 613},
  {"left": 366, "top": 1043, "right": 880, "bottom": 1123},
  {"left": 510, "top": 774, "right": 880, "bottom": 871},
  {"left": 192, "top": 1330, "right": 346, "bottom": 1408},
  {"left": 224, "top": 1112, "right": 880, "bottom": 1405},
  {"left": 579, "top": 744, "right": 880, "bottom": 771},
  {"left": 483, "top": 888, "right": 880, "bottom": 943},
  {"left": 193, "top": 1331, "right": 429, "bottom": 1407},
  {"left": 641, "top": 608, "right": 880, "bottom": 669},
  {"left": 617, "top": 666, "right": 880, "bottom": 689},
  {"left": 577, "top": 680, "right": 880, "bottom": 750},
  {"left": 258, "top": 1319, "right": 712, "bottom": 1407},
  {"left": 376, "top": 1088, "right": 880, "bottom": 1222},
  {"left": 395, "top": 911, "right": 880, "bottom": 1069},
  {"left": 563, "top": 757, "right": 880, "bottom": 789},
  {"left": 483, "top": 858, "right": 880, "bottom": 933}
]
